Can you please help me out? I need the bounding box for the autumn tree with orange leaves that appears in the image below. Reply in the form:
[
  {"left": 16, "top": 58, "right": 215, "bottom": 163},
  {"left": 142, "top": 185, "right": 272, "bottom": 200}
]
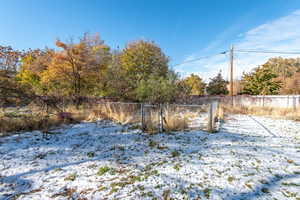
[{"left": 45, "top": 34, "right": 111, "bottom": 98}]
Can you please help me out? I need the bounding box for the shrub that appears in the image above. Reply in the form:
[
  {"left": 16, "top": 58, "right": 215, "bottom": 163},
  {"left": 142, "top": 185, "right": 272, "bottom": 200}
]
[{"left": 135, "top": 72, "right": 181, "bottom": 104}]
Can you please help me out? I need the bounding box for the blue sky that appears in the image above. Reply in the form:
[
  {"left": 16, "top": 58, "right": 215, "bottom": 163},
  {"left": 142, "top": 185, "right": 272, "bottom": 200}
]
[{"left": 1, "top": 0, "right": 300, "bottom": 80}]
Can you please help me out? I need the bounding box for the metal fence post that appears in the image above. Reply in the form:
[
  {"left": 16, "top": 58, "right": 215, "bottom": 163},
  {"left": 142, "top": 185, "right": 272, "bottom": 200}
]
[
  {"left": 159, "top": 104, "right": 163, "bottom": 132},
  {"left": 141, "top": 103, "right": 145, "bottom": 131},
  {"left": 293, "top": 96, "right": 297, "bottom": 111},
  {"left": 212, "top": 101, "right": 219, "bottom": 130},
  {"left": 207, "top": 102, "right": 213, "bottom": 132}
]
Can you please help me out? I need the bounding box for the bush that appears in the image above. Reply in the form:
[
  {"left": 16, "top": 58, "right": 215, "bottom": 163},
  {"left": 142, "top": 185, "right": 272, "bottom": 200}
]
[{"left": 135, "top": 72, "right": 181, "bottom": 104}]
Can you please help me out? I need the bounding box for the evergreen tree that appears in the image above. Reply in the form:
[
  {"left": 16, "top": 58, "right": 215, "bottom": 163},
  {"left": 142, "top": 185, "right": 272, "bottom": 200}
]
[
  {"left": 206, "top": 71, "right": 229, "bottom": 95},
  {"left": 241, "top": 66, "right": 281, "bottom": 95}
]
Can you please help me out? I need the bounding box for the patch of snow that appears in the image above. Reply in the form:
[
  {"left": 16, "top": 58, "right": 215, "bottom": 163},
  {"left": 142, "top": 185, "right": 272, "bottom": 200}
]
[{"left": 0, "top": 116, "right": 300, "bottom": 199}]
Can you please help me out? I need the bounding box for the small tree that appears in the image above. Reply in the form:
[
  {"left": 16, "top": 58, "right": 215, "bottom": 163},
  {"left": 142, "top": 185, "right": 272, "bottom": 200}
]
[
  {"left": 0, "top": 71, "right": 32, "bottom": 109},
  {"left": 182, "top": 73, "right": 206, "bottom": 95},
  {"left": 206, "top": 71, "right": 229, "bottom": 95},
  {"left": 135, "top": 71, "right": 180, "bottom": 104}
]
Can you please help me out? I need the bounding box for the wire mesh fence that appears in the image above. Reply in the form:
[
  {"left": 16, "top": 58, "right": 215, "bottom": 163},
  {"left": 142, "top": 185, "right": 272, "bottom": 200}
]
[
  {"left": 89, "top": 101, "right": 220, "bottom": 133},
  {"left": 91, "top": 102, "right": 142, "bottom": 124},
  {"left": 0, "top": 99, "right": 221, "bottom": 134},
  {"left": 163, "top": 104, "right": 207, "bottom": 131}
]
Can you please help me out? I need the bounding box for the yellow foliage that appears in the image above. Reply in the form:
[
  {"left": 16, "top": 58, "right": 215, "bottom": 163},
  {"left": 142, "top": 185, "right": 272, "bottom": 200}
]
[
  {"left": 120, "top": 40, "right": 168, "bottom": 80},
  {"left": 183, "top": 73, "right": 206, "bottom": 95}
]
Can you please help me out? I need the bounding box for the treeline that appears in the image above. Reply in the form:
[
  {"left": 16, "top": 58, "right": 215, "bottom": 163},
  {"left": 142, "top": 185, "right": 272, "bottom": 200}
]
[
  {"left": 0, "top": 33, "right": 229, "bottom": 106},
  {"left": 239, "top": 57, "right": 300, "bottom": 95},
  {"left": 2, "top": 33, "right": 297, "bottom": 107}
]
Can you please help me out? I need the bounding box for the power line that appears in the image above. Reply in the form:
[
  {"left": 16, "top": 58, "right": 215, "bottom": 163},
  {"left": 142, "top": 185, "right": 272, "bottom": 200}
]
[
  {"left": 235, "top": 49, "right": 300, "bottom": 54},
  {"left": 172, "top": 51, "right": 228, "bottom": 67}
]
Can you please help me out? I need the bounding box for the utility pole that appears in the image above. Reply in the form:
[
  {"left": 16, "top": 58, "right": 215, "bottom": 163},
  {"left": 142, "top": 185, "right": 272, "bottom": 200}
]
[{"left": 229, "top": 45, "right": 234, "bottom": 105}]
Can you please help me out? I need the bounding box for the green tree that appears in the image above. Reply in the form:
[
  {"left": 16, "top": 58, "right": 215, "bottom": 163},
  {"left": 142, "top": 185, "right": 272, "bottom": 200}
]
[
  {"left": 115, "top": 40, "right": 170, "bottom": 100},
  {"left": 0, "top": 46, "right": 30, "bottom": 109},
  {"left": 100, "top": 50, "right": 132, "bottom": 99},
  {"left": 206, "top": 71, "right": 229, "bottom": 95},
  {"left": 120, "top": 40, "right": 168, "bottom": 80},
  {"left": 182, "top": 73, "right": 206, "bottom": 95},
  {"left": 0, "top": 70, "right": 32, "bottom": 109},
  {"left": 135, "top": 71, "right": 180, "bottom": 104},
  {"left": 259, "top": 57, "right": 300, "bottom": 94},
  {"left": 263, "top": 57, "right": 300, "bottom": 78},
  {"left": 17, "top": 49, "right": 53, "bottom": 95},
  {"left": 241, "top": 66, "right": 281, "bottom": 95}
]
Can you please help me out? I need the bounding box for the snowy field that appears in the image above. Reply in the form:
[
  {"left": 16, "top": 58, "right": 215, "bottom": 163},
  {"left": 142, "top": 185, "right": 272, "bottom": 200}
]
[{"left": 1, "top": 115, "right": 300, "bottom": 200}]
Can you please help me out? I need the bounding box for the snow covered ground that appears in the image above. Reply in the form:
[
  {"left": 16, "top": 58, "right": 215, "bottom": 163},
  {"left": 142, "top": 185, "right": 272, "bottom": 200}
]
[{"left": 1, "top": 115, "right": 300, "bottom": 200}]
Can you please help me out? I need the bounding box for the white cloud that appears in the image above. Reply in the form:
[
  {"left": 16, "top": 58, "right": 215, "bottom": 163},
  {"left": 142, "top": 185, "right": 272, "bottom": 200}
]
[{"left": 175, "top": 9, "right": 300, "bottom": 81}]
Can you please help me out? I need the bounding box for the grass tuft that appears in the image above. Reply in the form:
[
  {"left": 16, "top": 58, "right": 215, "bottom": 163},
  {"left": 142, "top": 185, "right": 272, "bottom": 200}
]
[
  {"left": 64, "top": 173, "right": 77, "bottom": 181},
  {"left": 97, "top": 166, "right": 111, "bottom": 176}
]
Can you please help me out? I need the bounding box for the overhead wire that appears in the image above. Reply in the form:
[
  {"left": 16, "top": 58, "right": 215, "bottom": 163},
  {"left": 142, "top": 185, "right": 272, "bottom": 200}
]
[
  {"left": 235, "top": 49, "right": 300, "bottom": 55},
  {"left": 172, "top": 51, "right": 228, "bottom": 67}
]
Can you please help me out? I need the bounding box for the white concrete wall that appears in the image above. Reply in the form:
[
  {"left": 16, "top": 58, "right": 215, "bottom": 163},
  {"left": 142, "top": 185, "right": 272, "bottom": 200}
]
[{"left": 230, "top": 95, "right": 300, "bottom": 109}]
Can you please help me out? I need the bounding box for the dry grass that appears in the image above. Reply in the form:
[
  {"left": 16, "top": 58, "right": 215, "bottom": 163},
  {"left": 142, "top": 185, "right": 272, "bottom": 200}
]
[
  {"left": 0, "top": 102, "right": 210, "bottom": 136},
  {"left": 87, "top": 102, "right": 140, "bottom": 124},
  {"left": 142, "top": 106, "right": 193, "bottom": 133},
  {"left": 0, "top": 114, "right": 62, "bottom": 136},
  {"left": 0, "top": 102, "right": 140, "bottom": 136},
  {"left": 217, "top": 105, "right": 225, "bottom": 121},
  {"left": 86, "top": 103, "right": 194, "bottom": 133},
  {"left": 64, "top": 104, "right": 94, "bottom": 122},
  {"left": 222, "top": 103, "right": 300, "bottom": 121},
  {"left": 143, "top": 109, "right": 160, "bottom": 133},
  {"left": 0, "top": 106, "right": 85, "bottom": 137},
  {"left": 163, "top": 109, "right": 189, "bottom": 132}
]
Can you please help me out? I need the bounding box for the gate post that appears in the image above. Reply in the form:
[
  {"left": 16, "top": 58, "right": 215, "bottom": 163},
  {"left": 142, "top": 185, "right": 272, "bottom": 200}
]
[
  {"left": 207, "top": 103, "right": 213, "bottom": 132},
  {"left": 159, "top": 104, "right": 164, "bottom": 132},
  {"left": 141, "top": 103, "right": 145, "bottom": 131}
]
